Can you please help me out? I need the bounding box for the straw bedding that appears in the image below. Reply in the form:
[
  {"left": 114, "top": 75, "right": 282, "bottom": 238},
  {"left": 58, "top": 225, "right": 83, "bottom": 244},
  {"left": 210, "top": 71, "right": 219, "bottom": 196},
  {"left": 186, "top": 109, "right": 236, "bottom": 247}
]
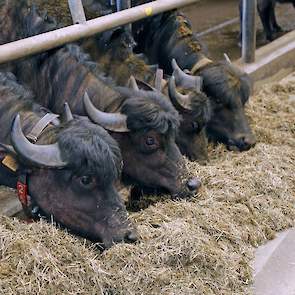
[{"left": 0, "top": 77, "right": 295, "bottom": 294}]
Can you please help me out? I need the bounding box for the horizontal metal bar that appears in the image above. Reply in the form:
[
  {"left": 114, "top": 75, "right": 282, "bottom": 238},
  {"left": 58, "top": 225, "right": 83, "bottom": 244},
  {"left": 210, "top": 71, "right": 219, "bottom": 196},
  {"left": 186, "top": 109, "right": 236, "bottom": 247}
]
[
  {"left": 0, "top": 0, "right": 199, "bottom": 64},
  {"left": 196, "top": 17, "right": 239, "bottom": 38}
]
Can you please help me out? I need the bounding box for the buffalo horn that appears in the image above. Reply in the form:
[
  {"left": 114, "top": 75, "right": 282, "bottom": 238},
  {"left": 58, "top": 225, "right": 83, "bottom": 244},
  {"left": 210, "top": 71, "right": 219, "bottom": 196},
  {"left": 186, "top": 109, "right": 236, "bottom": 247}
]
[
  {"left": 148, "top": 64, "right": 158, "bottom": 72},
  {"left": 128, "top": 75, "right": 139, "bottom": 91},
  {"left": 11, "top": 114, "right": 68, "bottom": 168},
  {"left": 168, "top": 76, "right": 193, "bottom": 111},
  {"left": 135, "top": 53, "right": 145, "bottom": 59},
  {"left": 224, "top": 53, "right": 232, "bottom": 64},
  {"left": 171, "top": 59, "right": 203, "bottom": 92},
  {"left": 62, "top": 102, "right": 74, "bottom": 122},
  {"left": 83, "top": 92, "right": 129, "bottom": 133}
]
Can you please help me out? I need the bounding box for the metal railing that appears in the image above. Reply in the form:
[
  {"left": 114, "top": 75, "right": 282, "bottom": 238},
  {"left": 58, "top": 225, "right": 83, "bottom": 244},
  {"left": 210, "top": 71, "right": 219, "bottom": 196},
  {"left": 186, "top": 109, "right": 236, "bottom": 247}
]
[
  {"left": 242, "top": 0, "right": 257, "bottom": 63},
  {"left": 68, "top": 0, "right": 86, "bottom": 24},
  {"left": 0, "top": 0, "right": 199, "bottom": 64}
]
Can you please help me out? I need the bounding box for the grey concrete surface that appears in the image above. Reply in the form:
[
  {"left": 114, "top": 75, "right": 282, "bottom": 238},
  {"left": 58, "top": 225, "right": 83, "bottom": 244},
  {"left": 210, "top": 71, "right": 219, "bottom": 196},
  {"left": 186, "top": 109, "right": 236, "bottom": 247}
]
[
  {"left": 236, "top": 30, "right": 295, "bottom": 85},
  {"left": 254, "top": 229, "right": 295, "bottom": 295},
  {"left": 253, "top": 71, "right": 295, "bottom": 295},
  {"left": 0, "top": 186, "right": 21, "bottom": 216}
]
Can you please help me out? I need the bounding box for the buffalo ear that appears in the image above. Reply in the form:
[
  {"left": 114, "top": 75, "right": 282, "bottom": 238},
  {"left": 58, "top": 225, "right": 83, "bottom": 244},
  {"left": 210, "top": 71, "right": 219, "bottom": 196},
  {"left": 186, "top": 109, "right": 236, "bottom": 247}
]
[
  {"left": 0, "top": 143, "right": 16, "bottom": 157},
  {"left": 0, "top": 143, "right": 19, "bottom": 172},
  {"left": 0, "top": 146, "right": 7, "bottom": 162}
]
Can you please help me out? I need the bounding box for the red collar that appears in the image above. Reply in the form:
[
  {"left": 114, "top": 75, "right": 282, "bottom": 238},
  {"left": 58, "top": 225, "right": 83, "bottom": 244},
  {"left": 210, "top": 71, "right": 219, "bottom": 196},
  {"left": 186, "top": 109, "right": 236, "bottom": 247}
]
[{"left": 17, "top": 174, "right": 29, "bottom": 208}]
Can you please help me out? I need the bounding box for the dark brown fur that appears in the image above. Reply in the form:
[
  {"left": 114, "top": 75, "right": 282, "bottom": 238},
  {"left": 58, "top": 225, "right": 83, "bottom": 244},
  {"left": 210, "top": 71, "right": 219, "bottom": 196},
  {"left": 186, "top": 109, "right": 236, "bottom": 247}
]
[
  {"left": 0, "top": 71, "right": 136, "bottom": 248},
  {"left": 132, "top": 10, "right": 256, "bottom": 151},
  {"left": 0, "top": 1, "right": 195, "bottom": 197}
]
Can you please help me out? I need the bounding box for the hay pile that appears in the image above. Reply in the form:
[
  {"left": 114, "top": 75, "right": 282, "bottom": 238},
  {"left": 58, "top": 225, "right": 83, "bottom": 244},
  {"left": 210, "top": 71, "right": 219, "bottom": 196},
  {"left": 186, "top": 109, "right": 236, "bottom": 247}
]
[{"left": 1, "top": 78, "right": 295, "bottom": 294}]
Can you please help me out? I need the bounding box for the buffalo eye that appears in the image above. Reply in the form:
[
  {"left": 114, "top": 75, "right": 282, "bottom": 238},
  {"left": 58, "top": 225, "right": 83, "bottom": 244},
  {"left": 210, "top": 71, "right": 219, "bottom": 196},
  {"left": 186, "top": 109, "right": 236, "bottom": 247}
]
[
  {"left": 79, "top": 175, "right": 96, "bottom": 189},
  {"left": 215, "top": 98, "right": 222, "bottom": 104},
  {"left": 146, "top": 136, "right": 155, "bottom": 146},
  {"left": 191, "top": 121, "right": 199, "bottom": 131},
  {"left": 142, "top": 135, "right": 159, "bottom": 153},
  {"left": 81, "top": 176, "right": 92, "bottom": 185}
]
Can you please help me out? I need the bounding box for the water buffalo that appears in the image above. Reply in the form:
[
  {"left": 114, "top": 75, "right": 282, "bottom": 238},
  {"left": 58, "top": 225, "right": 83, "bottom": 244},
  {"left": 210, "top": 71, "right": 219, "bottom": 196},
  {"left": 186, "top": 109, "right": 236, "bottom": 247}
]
[
  {"left": 11, "top": 0, "right": 157, "bottom": 86},
  {"left": 131, "top": 10, "right": 256, "bottom": 152},
  {"left": 133, "top": 64, "right": 211, "bottom": 163},
  {"left": 0, "top": 72, "right": 137, "bottom": 249},
  {"left": 80, "top": 1, "right": 256, "bottom": 151},
  {"left": 0, "top": 1, "right": 200, "bottom": 198},
  {"left": 164, "top": 63, "right": 211, "bottom": 163},
  {"left": 239, "top": 0, "right": 295, "bottom": 42},
  {"left": 74, "top": 22, "right": 211, "bottom": 163},
  {"left": 82, "top": 27, "right": 157, "bottom": 86}
]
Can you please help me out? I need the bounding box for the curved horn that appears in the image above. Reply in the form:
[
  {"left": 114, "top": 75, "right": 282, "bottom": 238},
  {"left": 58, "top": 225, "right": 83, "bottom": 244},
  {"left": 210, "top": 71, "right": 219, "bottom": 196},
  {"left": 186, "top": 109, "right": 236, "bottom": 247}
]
[
  {"left": 135, "top": 53, "right": 145, "bottom": 59},
  {"left": 83, "top": 92, "right": 129, "bottom": 133},
  {"left": 224, "top": 53, "right": 232, "bottom": 64},
  {"left": 128, "top": 76, "right": 139, "bottom": 91},
  {"left": 11, "top": 114, "right": 67, "bottom": 168},
  {"left": 168, "top": 76, "right": 193, "bottom": 111},
  {"left": 148, "top": 64, "right": 158, "bottom": 72},
  {"left": 62, "top": 102, "right": 74, "bottom": 122},
  {"left": 135, "top": 53, "right": 147, "bottom": 62},
  {"left": 172, "top": 59, "right": 203, "bottom": 91}
]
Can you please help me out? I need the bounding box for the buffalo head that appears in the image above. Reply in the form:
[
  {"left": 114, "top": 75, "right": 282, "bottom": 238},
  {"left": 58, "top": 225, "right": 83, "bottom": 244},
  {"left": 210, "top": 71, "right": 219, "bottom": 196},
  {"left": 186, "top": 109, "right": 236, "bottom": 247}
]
[
  {"left": 133, "top": 64, "right": 211, "bottom": 164},
  {"left": 84, "top": 90, "right": 201, "bottom": 198},
  {"left": 196, "top": 61, "right": 256, "bottom": 151},
  {"left": 1, "top": 113, "right": 137, "bottom": 249},
  {"left": 168, "top": 61, "right": 211, "bottom": 163}
]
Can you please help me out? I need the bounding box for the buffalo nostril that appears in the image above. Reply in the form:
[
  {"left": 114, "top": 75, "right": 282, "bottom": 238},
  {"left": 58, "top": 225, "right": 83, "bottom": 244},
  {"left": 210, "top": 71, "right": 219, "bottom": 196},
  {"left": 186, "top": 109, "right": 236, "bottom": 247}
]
[
  {"left": 239, "top": 135, "right": 256, "bottom": 150},
  {"left": 186, "top": 177, "right": 202, "bottom": 192},
  {"left": 244, "top": 136, "right": 256, "bottom": 147},
  {"left": 125, "top": 230, "right": 138, "bottom": 243},
  {"left": 228, "top": 135, "right": 256, "bottom": 151},
  {"left": 228, "top": 139, "right": 235, "bottom": 145},
  {"left": 198, "top": 158, "right": 208, "bottom": 166}
]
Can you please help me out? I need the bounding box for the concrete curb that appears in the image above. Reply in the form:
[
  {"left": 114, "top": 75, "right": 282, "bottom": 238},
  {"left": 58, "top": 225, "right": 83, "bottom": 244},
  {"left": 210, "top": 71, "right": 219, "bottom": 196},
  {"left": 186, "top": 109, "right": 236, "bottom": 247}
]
[
  {"left": 0, "top": 188, "right": 22, "bottom": 217},
  {"left": 254, "top": 229, "right": 295, "bottom": 295},
  {"left": 235, "top": 30, "right": 295, "bottom": 84}
]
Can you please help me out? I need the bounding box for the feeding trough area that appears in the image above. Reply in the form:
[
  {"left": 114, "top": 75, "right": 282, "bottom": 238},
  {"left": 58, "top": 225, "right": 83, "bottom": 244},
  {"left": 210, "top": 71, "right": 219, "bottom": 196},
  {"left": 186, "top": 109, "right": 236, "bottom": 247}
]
[
  {"left": 1, "top": 75, "right": 295, "bottom": 294},
  {"left": 0, "top": 0, "right": 294, "bottom": 294}
]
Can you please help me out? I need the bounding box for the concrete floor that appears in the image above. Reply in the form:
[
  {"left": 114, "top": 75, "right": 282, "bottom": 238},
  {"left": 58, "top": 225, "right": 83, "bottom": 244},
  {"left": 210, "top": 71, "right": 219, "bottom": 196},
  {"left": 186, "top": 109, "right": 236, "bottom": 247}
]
[
  {"left": 253, "top": 229, "right": 295, "bottom": 295},
  {"left": 182, "top": 0, "right": 295, "bottom": 61},
  {"left": 0, "top": 186, "right": 21, "bottom": 216},
  {"left": 252, "top": 72, "right": 295, "bottom": 295}
]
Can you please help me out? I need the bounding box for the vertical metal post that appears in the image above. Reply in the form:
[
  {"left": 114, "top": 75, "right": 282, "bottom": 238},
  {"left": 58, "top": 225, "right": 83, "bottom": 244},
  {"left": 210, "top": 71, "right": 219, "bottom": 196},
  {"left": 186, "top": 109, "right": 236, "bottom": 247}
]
[
  {"left": 116, "top": 0, "right": 122, "bottom": 11},
  {"left": 116, "top": 0, "right": 132, "bottom": 33},
  {"left": 122, "top": 0, "right": 132, "bottom": 32},
  {"left": 121, "top": 0, "right": 131, "bottom": 10},
  {"left": 68, "top": 0, "right": 86, "bottom": 24},
  {"left": 242, "top": 0, "right": 256, "bottom": 63}
]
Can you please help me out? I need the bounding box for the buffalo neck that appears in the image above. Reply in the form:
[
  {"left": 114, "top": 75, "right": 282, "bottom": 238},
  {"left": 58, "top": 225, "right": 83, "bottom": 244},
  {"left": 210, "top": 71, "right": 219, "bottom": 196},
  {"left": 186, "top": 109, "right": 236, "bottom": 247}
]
[
  {"left": 18, "top": 46, "right": 127, "bottom": 116},
  {"left": 0, "top": 100, "right": 53, "bottom": 145}
]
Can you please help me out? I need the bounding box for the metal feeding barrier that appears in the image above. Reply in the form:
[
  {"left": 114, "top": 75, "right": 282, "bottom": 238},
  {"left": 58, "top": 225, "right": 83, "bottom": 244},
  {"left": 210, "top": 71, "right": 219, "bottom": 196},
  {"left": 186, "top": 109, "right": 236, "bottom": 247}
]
[
  {"left": 68, "top": 0, "right": 87, "bottom": 24},
  {"left": 0, "top": 0, "right": 199, "bottom": 64},
  {"left": 0, "top": 0, "right": 258, "bottom": 65},
  {"left": 242, "top": 0, "right": 257, "bottom": 63}
]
